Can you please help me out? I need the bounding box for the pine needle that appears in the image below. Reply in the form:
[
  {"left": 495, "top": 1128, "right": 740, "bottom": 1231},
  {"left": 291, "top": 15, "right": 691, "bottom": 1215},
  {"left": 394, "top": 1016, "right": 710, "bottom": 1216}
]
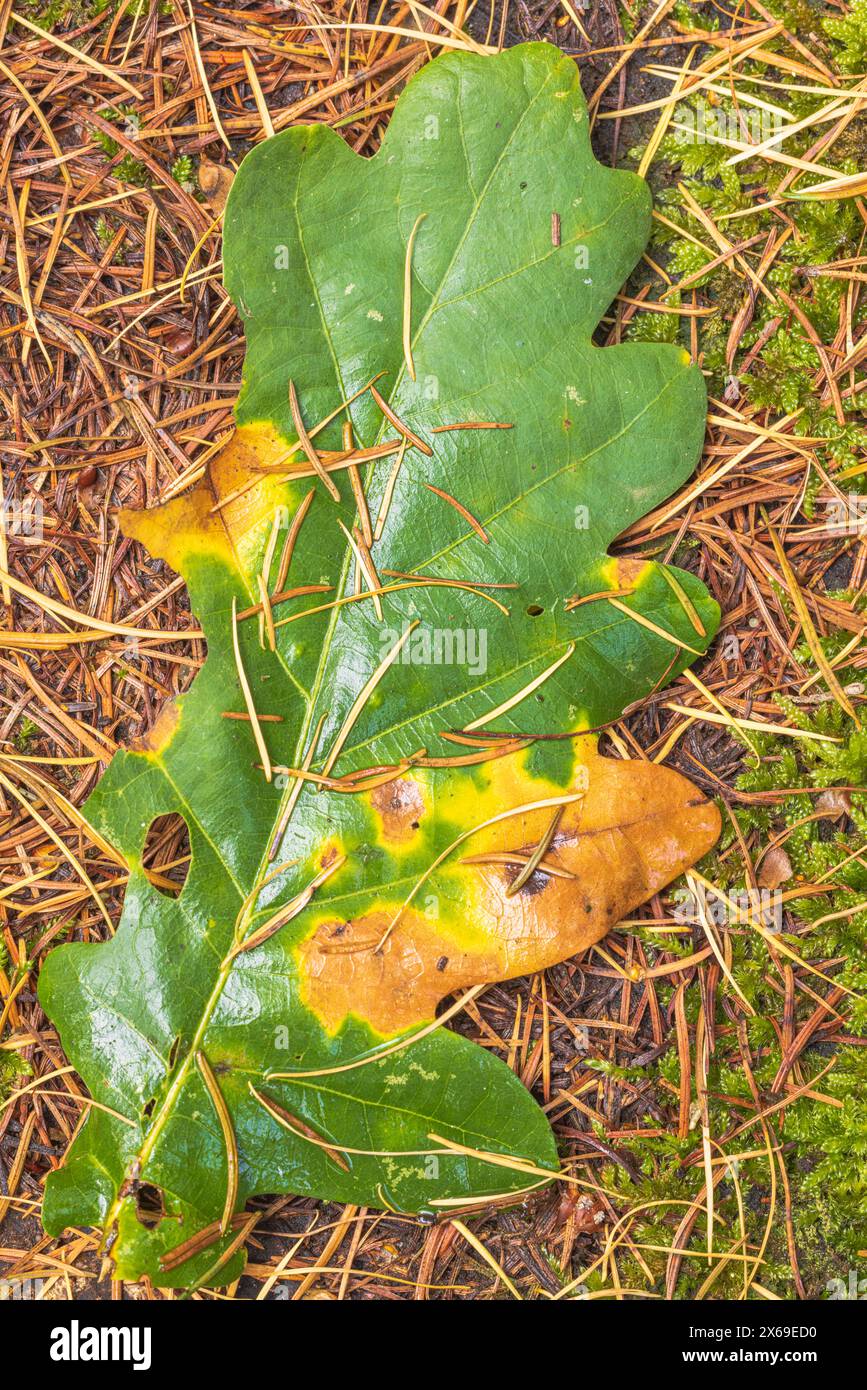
[
  {"left": 321, "top": 621, "right": 419, "bottom": 777},
  {"left": 606, "top": 597, "right": 704, "bottom": 656},
  {"left": 289, "top": 379, "right": 341, "bottom": 501},
  {"left": 464, "top": 643, "right": 576, "bottom": 731},
  {"left": 231, "top": 596, "right": 272, "bottom": 781},
  {"left": 196, "top": 1051, "right": 239, "bottom": 1235},
  {"left": 762, "top": 509, "right": 860, "bottom": 726},
  {"left": 369, "top": 384, "right": 432, "bottom": 455},
  {"left": 424, "top": 483, "right": 490, "bottom": 542},
  {"left": 403, "top": 212, "right": 426, "bottom": 380}
]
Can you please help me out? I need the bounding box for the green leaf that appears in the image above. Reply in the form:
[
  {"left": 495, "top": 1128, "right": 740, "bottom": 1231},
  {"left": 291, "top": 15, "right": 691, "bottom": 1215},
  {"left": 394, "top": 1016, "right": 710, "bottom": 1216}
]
[{"left": 39, "top": 42, "right": 721, "bottom": 1289}]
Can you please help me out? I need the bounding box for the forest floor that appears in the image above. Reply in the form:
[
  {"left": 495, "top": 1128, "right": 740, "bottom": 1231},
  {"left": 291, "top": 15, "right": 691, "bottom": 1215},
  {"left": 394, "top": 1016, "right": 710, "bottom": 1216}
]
[{"left": 1, "top": 0, "right": 866, "bottom": 1301}]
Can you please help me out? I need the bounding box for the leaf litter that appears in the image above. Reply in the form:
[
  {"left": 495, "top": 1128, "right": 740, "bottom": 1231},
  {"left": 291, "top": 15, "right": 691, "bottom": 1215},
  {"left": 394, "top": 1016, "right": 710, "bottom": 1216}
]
[{"left": 0, "top": 0, "right": 865, "bottom": 1302}]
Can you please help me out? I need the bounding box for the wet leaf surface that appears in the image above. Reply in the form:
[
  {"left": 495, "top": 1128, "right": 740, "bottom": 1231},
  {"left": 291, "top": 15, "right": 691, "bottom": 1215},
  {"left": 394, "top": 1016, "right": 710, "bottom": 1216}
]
[{"left": 40, "top": 43, "right": 720, "bottom": 1288}]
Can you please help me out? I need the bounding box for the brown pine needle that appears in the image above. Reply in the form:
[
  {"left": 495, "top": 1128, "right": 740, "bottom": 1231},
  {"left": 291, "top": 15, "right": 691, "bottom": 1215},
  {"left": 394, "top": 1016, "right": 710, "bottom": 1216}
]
[
  {"left": 231, "top": 596, "right": 272, "bottom": 782},
  {"left": 12, "top": 8, "right": 140, "bottom": 96},
  {"left": 253, "top": 1089, "right": 464, "bottom": 1164},
  {"left": 424, "top": 483, "right": 490, "bottom": 543},
  {"left": 664, "top": 705, "right": 840, "bottom": 742},
  {"left": 271, "top": 578, "right": 509, "bottom": 628},
  {"left": 259, "top": 510, "right": 282, "bottom": 647},
  {"left": 244, "top": 437, "right": 405, "bottom": 479},
  {"left": 258, "top": 573, "right": 276, "bottom": 651},
  {"left": 403, "top": 212, "right": 427, "bottom": 380},
  {"left": 441, "top": 730, "right": 527, "bottom": 747},
  {"left": 420, "top": 741, "right": 532, "bottom": 769},
  {"left": 369, "top": 383, "right": 432, "bottom": 455},
  {"left": 451, "top": 1218, "right": 523, "bottom": 1299},
  {"left": 377, "top": 789, "right": 585, "bottom": 950},
  {"left": 230, "top": 853, "right": 346, "bottom": 957},
  {"left": 347, "top": 460, "right": 373, "bottom": 546},
  {"left": 431, "top": 421, "right": 513, "bottom": 432},
  {"left": 382, "top": 568, "right": 516, "bottom": 590},
  {"left": 426, "top": 1133, "right": 561, "bottom": 1184},
  {"left": 186, "top": 0, "right": 231, "bottom": 150},
  {"left": 242, "top": 48, "right": 275, "bottom": 139},
  {"left": 686, "top": 872, "right": 755, "bottom": 1015},
  {"left": 272, "top": 753, "right": 420, "bottom": 792},
  {"left": 249, "top": 1088, "right": 349, "bottom": 1172},
  {"left": 275, "top": 489, "right": 315, "bottom": 592},
  {"left": 221, "top": 711, "right": 284, "bottom": 722},
  {"left": 566, "top": 586, "right": 636, "bottom": 610},
  {"left": 270, "top": 984, "right": 485, "bottom": 1080},
  {"left": 0, "top": 769, "right": 114, "bottom": 933},
  {"left": 289, "top": 379, "right": 341, "bottom": 501},
  {"left": 195, "top": 1051, "right": 239, "bottom": 1235},
  {"left": 209, "top": 377, "right": 391, "bottom": 511},
  {"left": 159, "top": 1213, "right": 253, "bottom": 1272},
  {"left": 462, "top": 849, "right": 577, "bottom": 880},
  {"left": 237, "top": 584, "right": 332, "bottom": 621},
  {"left": 762, "top": 510, "right": 860, "bottom": 726},
  {"left": 690, "top": 871, "right": 860, "bottom": 998},
  {"left": 0, "top": 565, "right": 201, "bottom": 642},
  {"left": 658, "top": 567, "right": 707, "bottom": 637},
  {"left": 338, "top": 519, "right": 383, "bottom": 620}
]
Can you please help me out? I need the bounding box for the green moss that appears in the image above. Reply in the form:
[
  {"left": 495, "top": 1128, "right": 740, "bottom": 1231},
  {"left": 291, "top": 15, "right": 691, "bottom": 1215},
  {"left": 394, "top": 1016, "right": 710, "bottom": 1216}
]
[
  {"left": 621, "top": 1, "right": 867, "bottom": 489},
  {"left": 825, "top": 0, "right": 867, "bottom": 71},
  {"left": 12, "top": 717, "right": 37, "bottom": 753},
  {"left": 171, "top": 154, "right": 195, "bottom": 189},
  {"left": 0, "top": 1050, "right": 31, "bottom": 1103},
  {"left": 583, "top": 633, "right": 867, "bottom": 1293}
]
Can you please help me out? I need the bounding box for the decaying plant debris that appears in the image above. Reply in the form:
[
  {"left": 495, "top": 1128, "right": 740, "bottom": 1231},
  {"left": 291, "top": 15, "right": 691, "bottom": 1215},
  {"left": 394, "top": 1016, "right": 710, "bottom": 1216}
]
[{"left": 1, "top": 0, "right": 866, "bottom": 1300}]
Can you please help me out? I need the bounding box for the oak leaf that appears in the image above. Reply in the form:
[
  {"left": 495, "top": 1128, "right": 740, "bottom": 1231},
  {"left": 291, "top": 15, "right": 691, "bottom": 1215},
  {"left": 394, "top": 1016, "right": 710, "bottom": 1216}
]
[{"left": 40, "top": 43, "right": 720, "bottom": 1288}]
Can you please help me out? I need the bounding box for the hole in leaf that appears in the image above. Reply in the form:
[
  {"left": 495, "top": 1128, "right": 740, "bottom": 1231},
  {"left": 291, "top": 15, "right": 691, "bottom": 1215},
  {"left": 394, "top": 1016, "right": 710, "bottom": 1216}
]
[
  {"left": 526, "top": 604, "right": 544, "bottom": 617},
  {"left": 142, "top": 1097, "right": 156, "bottom": 1121},
  {"left": 142, "top": 813, "right": 191, "bottom": 897},
  {"left": 134, "top": 1183, "right": 165, "bottom": 1229},
  {"left": 168, "top": 1036, "right": 181, "bottom": 1069}
]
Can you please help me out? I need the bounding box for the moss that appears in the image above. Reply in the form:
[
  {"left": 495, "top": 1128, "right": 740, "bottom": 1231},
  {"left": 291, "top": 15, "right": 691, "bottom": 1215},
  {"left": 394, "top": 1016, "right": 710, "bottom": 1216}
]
[
  {"left": 824, "top": 0, "right": 867, "bottom": 71},
  {"left": 620, "top": 0, "right": 867, "bottom": 487},
  {"left": 171, "top": 154, "right": 195, "bottom": 189},
  {"left": 0, "top": 1050, "right": 31, "bottom": 1104},
  {"left": 12, "top": 717, "right": 37, "bottom": 753},
  {"left": 580, "top": 631, "right": 867, "bottom": 1293}
]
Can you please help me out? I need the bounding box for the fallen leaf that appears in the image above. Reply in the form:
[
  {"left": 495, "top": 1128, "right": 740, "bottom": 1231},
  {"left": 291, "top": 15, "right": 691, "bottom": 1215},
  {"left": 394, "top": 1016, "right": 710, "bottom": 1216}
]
[
  {"left": 815, "top": 788, "right": 852, "bottom": 820},
  {"left": 40, "top": 43, "right": 720, "bottom": 1289},
  {"left": 197, "top": 157, "right": 233, "bottom": 214},
  {"left": 758, "top": 844, "right": 793, "bottom": 890}
]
